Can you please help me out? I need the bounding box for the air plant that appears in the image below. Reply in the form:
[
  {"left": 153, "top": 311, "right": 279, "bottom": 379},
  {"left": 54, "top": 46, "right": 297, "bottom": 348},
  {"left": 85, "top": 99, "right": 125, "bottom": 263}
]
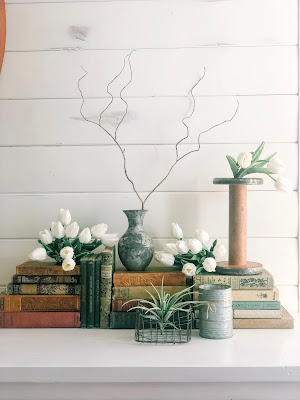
[{"left": 124, "top": 280, "right": 215, "bottom": 333}]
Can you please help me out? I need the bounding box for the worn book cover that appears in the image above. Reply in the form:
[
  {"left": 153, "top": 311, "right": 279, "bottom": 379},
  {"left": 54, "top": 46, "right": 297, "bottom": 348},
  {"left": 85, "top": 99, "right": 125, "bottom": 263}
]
[
  {"left": 193, "top": 287, "right": 279, "bottom": 301},
  {"left": 94, "top": 254, "right": 101, "bottom": 328},
  {"left": 100, "top": 247, "right": 115, "bottom": 329},
  {"left": 113, "top": 286, "right": 188, "bottom": 300},
  {"left": 80, "top": 257, "right": 88, "bottom": 328},
  {"left": 193, "top": 269, "right": 274, "bottom": 290},
  {"left": 232, "top": 301, "right": 281, "bottom": 310},
  {"left": 113, "top": 267, "right": 185, "bottom": 287},
  {"left": 0, "top": 311, "right": 80, "bottom": 328},
  {"left": 86, "top": 255, "right": 95, "bottom": 329},
  {"left": 16, "top": 261, "right": 80, "bottom": 276},
  {"left": 0, "top": 294, "right": 80, "bottom": 312},
  {"left": 112, "top": 299, "right": 139, "bottom": 312},
  {"left": 110, "top": 312, "right": 136, "bottom": 329},
  {"left": 233, "top": 309, "right": 283, "bottom": 319},
  {"left": 12, "top": 275, "right": 80, "bottom": 284},
  {"left": 6, "top": 283, "right": 81, "bottom": 295},
  {"left": 232, "top": 307, "right": 294, "bottom": 329}
]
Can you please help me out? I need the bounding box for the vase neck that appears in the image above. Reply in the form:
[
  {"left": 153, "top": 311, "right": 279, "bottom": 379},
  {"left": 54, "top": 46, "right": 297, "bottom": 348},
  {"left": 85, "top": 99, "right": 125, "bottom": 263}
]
[{"left": 123, "top": 210, "right": 147, "bottom": 229}]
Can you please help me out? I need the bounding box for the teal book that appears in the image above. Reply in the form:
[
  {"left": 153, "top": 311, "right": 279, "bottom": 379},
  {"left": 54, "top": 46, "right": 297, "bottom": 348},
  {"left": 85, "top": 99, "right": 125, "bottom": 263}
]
[
  {"left": 232, "top": 301, "right": 281, "bottom": 310},
  {"left": 87, "top": 255, "right": 95, "bottom": 329},
  {"left": 80, "top": 257, "right": 88, "bottom": 328},
  {"left": 100, "top": 247, "right": 115, "bottom": 329},
  {"left": 110, "top": 312, "right": 136, "bottom": 329},
  {"left": 94, "top": 254, "right": 101, "bottom": 328}
]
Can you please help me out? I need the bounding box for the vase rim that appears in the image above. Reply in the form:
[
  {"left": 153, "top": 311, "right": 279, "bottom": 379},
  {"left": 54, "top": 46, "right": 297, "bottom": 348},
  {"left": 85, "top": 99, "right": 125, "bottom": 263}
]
[{"left": 123, "top": 209, "right": 148, "bottom": 212}]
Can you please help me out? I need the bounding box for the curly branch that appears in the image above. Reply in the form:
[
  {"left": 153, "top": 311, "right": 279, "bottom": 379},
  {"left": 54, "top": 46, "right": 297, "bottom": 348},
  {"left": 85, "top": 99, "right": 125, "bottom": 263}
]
[
  {"left": 175, "top": 68, "right": 206, "bottom": 160},
  {"left": 78, "top": 54, "right": 145, "bottom": 208},
  {"left": 143, "top": 99, "right": 240, "bottom": 206}
]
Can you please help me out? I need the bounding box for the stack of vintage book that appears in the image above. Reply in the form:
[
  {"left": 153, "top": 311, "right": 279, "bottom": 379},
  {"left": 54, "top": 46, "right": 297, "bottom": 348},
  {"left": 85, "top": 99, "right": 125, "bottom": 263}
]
[
  {"left": 0, "top": 261, "right": 81, "bottom": 328},
  {"left": 193, "top": 269, "right": 294, "bottom": 329},
  {"left": 110, "top": 267, "right": 188, "bottom": 328},
  {"left": 80, "top": 247, "right": 114, "bottom": 329}
]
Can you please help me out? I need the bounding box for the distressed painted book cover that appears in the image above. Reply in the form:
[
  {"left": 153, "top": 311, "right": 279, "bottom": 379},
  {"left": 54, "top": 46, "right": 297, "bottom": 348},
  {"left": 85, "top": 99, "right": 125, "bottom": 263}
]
[
  {"left": 6, "top": 283, "right": 80, "bottom": 295},
  {"left": 233, "top": 309, "right": 283, "bottom": 319},
  {"left": 110, "top": 312, "right": 136, "bottom": 329},
  {"left": 100, "top": 247, "right": 115, "bottom": 329},
  {"left": 0, "top": 294, "right": 80, "bottom": 311},
  {"left": 0, "top": 311, "right": 80, "bottom": 328},
  {"left": 113, "top": 268, "right": 185, "bottom": 287},
  {"left": 80, "top": 257, "right": 88, "bottom": 328},
  {"left": 232, "top": 301, "right": 281, "bottom": 310},
  {"left": 94, "top": 254, "right": 101, "bottom": 328},
  {"left": 16, "top": 261, "right": 80, "bottom": 276},
  {"left": 112, "top": 299, "right": 139, "bottom": 312},
  {"left": 87, "top": 255, "right": 95, "bottom": 329},
  {"left": 193, "top": 287, "right": 279, "bottom": 301},
  {"left": 12, "top": 275, "right": 80, "bottom": 284},
  {"left": 113, "top": 286, "right": 188, "bottom": 301},
  {"left": 193, "top": 269, "right": 274, "bottom": 290}
]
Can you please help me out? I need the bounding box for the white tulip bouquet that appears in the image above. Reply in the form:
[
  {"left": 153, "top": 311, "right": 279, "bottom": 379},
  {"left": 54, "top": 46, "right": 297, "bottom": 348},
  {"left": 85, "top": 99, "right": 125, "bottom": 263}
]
[
  {"left": 226, "top": 142, "right": 292, "bottom": 192},
  {"left": 154, "top": 223, "right": 226, "bottom": 276},
  {"left": 29, "top": 209, "right": 118, "bottom": 271}
]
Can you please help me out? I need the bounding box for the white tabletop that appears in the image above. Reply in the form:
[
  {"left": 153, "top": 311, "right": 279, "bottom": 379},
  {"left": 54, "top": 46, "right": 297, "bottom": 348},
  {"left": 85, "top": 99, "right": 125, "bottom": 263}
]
[{"left": 0, "top": 315, "right": 300, "bottom": 384}]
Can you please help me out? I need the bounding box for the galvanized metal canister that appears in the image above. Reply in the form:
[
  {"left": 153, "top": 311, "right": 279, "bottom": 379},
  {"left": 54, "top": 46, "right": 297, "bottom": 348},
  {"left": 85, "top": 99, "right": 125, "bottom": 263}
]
[{"left": 198, "top": 284, "right": 233, "bottom": 339}]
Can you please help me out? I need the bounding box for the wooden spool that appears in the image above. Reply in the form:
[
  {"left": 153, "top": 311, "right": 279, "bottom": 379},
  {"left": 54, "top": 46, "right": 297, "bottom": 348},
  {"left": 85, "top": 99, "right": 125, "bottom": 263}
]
[{"left": 213, "top": 178, "right": 263, "bottom": 275}]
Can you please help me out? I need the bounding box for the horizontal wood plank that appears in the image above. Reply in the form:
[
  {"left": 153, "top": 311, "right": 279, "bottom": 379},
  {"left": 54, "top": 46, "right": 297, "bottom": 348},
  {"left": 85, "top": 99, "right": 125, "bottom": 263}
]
[
  {"left": 0, "top": 238, "right": 297, "bottom": 287},
  {"left": 0, "top": 192, "right": 297, "bottom": 239},
  {"left": 0, "top": 96, "right": 297, "bottom": 146},
  {"left": 5, "top": 0, "right": 298, "bottom": 51},
  {"left": 0, "top": 143, "right": 297, "bottom": 193},
  {"left": 0, "top": 47, "right": 297, "bottom": 99}
]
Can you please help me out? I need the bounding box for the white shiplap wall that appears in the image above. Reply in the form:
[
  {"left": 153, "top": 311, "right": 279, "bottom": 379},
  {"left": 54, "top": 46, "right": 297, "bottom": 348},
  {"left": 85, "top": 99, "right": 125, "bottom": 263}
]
[{"left": 0, "top": 0, "right": 298, "bottom": 311}]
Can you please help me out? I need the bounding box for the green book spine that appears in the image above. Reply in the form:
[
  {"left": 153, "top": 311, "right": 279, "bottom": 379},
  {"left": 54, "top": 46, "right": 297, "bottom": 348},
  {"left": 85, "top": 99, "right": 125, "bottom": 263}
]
[
  {"left": 110, "top": 312, "right": 136, "bottom": 329},
  {"left": 100, "top": 247, "right": 115, "bottom": 329},
  {"left": 232, "top": 301, "right": 281, "bottom": 310},
  {"left": 87, "top": 258, "right": 95, "bottom": 329},
  {"left": 94, "top": 255, "right": 101, "bottom": 328},
  {"left": 80, "top": 259, "right": 87, "bottom": 328}
]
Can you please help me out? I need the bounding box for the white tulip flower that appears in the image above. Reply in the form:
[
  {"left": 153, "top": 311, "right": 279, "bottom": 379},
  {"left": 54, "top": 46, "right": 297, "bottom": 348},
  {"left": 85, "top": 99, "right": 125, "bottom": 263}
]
[
  {"left": 176, "top": 240, "right": 189, "bottom": 254},
  {"left": 51, "top": 221, "right": 65, "bottom": 239},
  {"left": 171, "top": 223, "right": 183, "bottom": 240},
  {"left": 163, "top": 243, "right": 178, "bottom": 255},
  {"left": 58, "top": 209, "right": 71, "bottom": 226},
  {"left": 101, "top": 233, "right": 118, "bottom": 247},
  {"left": 203, "top": 257, "right": 217, "bottom": 273},
  {"left": 196, "top": 229, "right": 209, "bottom": 244},
  {"left": 237, "top": 152, "right": 252, "bottom": 169},
  {"left": 274, "top": 177, "right": 293, "bottom": 193},
  {"left": 154, "top": 251, "right": 175, "bottom": 266},
  {"left": 39, "top": 229, "right": 54, "bottom": 245},
  {"left": 182, "top": 263, "right": 196, "bottom": 277},
  {"left": 65, "top": 222, "right": 79, "bottom": 238},
  {"left": 188, "top": 238, "right": 203, "bottom": 254},
  {"left": 213, "top": 244, "right": 227, "bottom": 258},
  {"left": 79, "top": 227, "right": 92, "bottom": 244},
  {"left": 91, "top": 223, "right": 108, "bottom": 239},
  {"left": 62, "top": 258, "right": 76, "bottom": 271},
  {"left": 60, "top": 246, "right": 74, "bottom": 259},
  {"left": 267, "top": 157, "right": 286, "bottom": 175},
  {"left": 29, "top": 247, "right": 47, "bottom": 261}
]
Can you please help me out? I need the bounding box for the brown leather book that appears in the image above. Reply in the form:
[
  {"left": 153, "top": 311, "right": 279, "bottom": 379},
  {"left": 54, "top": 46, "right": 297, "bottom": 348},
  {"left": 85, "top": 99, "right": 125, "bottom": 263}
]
[
  {"left": 0, "top": 311, "right": 80, "bottom": 328},
  {"left": 112, "top": 300, "right": 139, "bottom": 312},
  {"left": 113, "top": 268, "right": 186, "bottom": 287},
  {"left": 16, "top": 261, "right": 80, "bottom": 276},
  {"left": 0, "top": 294, "right": 80, "bottom": 312}
]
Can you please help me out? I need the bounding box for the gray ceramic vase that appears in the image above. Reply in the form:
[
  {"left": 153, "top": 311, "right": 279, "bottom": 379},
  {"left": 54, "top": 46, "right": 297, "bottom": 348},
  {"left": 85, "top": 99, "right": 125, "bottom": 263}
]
[{"left": 118, "top": 210, "right": 154, "bottom": 271}]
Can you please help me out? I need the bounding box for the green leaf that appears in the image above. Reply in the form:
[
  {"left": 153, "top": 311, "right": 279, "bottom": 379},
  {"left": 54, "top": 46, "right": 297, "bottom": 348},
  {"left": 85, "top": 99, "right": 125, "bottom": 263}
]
[
  {"left": 239, "top": 166, "right": 271, "bottom": 178},
  {"left": 251, "top": 142, "right": 265, "bottom": 162},
  {"left": 226, "top": 155, "right": 239, "bottom": 177},
  {"left": 254, "top": 152, "right": 277, "bottom": 168}
]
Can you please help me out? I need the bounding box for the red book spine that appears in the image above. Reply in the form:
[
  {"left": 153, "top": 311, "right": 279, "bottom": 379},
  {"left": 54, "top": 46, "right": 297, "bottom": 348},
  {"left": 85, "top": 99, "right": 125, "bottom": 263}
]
[{"left": 0, "top": 312, "right": 80, "bottom": 328}]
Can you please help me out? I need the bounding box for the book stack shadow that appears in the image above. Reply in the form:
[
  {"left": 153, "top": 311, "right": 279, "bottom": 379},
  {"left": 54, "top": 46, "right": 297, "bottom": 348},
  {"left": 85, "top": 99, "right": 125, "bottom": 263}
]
[
  {"left": 193, "top": 269, "right": 294, "bottom": 329},
  {"left": 110, "top": 267, "right": 188, "bottom": 329},
  {"left": 0, "top": 261, "right": 81, "bottom": 328}
]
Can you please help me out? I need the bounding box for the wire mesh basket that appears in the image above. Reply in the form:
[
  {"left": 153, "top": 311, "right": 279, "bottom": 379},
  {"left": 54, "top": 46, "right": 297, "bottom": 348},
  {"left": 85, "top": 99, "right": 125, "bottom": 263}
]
[{"left": 135, "top": 307, "right": 193, "bottom": 344}]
